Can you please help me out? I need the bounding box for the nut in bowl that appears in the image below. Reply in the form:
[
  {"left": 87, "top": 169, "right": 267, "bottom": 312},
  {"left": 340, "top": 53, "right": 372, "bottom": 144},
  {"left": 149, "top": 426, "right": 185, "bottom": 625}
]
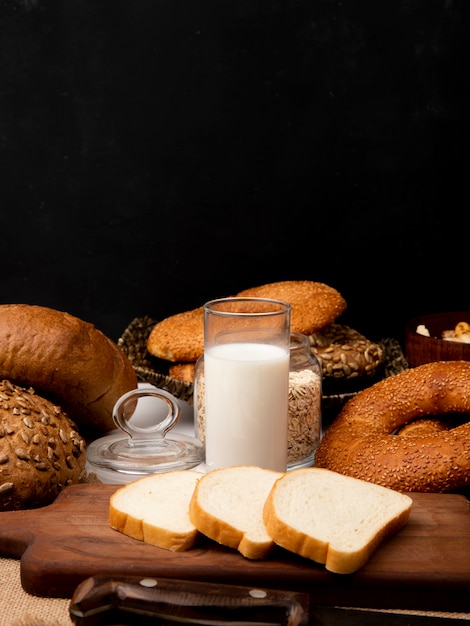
[{"left": 405, "top": 312, "right": 470, "bottom": 367}]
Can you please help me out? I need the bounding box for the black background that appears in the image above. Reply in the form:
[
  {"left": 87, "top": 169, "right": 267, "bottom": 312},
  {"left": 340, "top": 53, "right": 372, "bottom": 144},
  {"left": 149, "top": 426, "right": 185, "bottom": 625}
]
[{"left": 0, "top": 0, "right": 468, "bottom": 347}]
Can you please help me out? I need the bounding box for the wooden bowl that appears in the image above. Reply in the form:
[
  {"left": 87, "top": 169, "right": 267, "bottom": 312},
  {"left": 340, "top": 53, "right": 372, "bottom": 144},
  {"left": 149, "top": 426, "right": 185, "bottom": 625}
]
[{"left": 405, "top": 311, "right": 470, "bottom": 367}]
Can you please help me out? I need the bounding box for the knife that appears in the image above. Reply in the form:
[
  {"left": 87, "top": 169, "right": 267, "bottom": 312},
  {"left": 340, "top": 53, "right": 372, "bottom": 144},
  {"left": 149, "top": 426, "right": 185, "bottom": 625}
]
[
  {"left": 69, "top": 575, "right": 309, "bottom": 626},
  {"left": 69, "top": 575, "right": 468, "bottom": 626}
]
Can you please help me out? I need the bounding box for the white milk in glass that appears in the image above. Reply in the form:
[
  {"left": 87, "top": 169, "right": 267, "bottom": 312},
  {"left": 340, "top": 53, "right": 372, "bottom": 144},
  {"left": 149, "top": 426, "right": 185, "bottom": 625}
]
[{"left": 204, "top": 342, "right": 289, "bottom": 471}]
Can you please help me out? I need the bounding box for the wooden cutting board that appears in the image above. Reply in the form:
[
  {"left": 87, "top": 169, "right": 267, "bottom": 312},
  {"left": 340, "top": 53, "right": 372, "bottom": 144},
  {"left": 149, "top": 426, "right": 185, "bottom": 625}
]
[{"left": 0, "top": 484, "right": 469, "bottom": 613}]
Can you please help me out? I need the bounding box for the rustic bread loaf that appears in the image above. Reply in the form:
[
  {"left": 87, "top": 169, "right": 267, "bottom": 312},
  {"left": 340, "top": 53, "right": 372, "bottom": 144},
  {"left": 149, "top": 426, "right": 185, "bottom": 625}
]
[
  {"left": 0, "top": 379, "right": 87, "bottom": 510},
  {"left": 263, "top": 468, "right": 412, "bottom": 574},
  {"left": 189, "top": 466, "right": 283, "bottom": 560},
  {"left": 109, "top": 470, "right": 203, "bottom": 551},
  {"left": 0, "top": 304, "right": 138, "bottom": 437}
]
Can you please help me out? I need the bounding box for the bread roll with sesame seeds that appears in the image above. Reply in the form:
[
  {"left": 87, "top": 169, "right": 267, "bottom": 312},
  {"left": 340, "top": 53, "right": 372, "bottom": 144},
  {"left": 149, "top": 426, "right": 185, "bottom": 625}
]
[
  {"left": 237, "top": 281, "right": 347, "bottom": 336},
  {"left": 147, "top": 280, "right": 347, "bottom": 363},
  {"left": 314, "top": 361, "right": 470, "bottom": 493},
  {"left": 147, "top": 307, "right": 204, "bottom": 362}
]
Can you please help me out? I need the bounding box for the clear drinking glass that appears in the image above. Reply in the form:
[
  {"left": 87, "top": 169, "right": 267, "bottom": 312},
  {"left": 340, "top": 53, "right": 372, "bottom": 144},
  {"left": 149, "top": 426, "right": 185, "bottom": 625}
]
[{"left": 203, "top": 297, "right": 291, "bottom": 472}]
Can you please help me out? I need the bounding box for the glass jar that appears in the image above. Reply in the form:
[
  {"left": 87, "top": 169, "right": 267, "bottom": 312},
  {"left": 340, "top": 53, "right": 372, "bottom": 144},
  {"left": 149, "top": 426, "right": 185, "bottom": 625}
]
[
  {"left": 193, "top": 354, "right": 206, "bottom": 447},
  {"left": 287, "top": 332, "right": 322, "bottom": 469},
  {"left": 194, "top": 331, "right": 322, "bottom": 470}
]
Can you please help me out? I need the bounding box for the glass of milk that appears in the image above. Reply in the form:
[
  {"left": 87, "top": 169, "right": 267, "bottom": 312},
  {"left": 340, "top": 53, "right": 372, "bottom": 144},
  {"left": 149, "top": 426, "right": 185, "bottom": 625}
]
[{"left": 203, "top": 297, "right": 291, "bottom": 472}]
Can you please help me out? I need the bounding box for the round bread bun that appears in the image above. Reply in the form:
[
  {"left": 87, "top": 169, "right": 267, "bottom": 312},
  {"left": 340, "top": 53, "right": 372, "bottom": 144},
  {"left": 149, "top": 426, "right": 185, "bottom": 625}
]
[
  {"left": 314, "top": 361, "right": 470, "bottom": 493},
  {"left": 0, "top": 304, "right": 138, "bottom": 437},
  {"left": 147, "top": 280, "right": 346, "bottom": 363},
  {"left": 237, "top": 281, "right": 347, "bottom": 335},
  {"left": 0, "top": 379, "right": 86, "bottom": 510}
]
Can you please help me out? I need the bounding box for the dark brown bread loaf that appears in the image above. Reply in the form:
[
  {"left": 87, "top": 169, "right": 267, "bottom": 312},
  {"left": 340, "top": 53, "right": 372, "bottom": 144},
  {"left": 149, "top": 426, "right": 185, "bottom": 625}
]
[
  {"left": 0, "top": 379, "right": 87, "bottom": 510},
  {"left": 0, "top": 304, "right": 138, "bottom": 437}
]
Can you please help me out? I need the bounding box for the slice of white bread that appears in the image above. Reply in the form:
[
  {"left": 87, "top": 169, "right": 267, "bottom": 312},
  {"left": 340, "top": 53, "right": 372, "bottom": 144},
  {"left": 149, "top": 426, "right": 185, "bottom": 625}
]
[
  {"left": 263, "top": 467, "right": 413, "bottom": 574},
  {"left": 189, "top": 466, "right": 283, "bottom": 560},
  {"left": 109, "top": 470, "right": 203, "bottom": 552}
]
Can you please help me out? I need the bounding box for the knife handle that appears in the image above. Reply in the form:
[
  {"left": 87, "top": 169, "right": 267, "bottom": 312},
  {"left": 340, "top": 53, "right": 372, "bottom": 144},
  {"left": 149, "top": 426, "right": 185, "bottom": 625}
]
[{"left": 69, "top": 575, "right": 309, "bottom": 626}]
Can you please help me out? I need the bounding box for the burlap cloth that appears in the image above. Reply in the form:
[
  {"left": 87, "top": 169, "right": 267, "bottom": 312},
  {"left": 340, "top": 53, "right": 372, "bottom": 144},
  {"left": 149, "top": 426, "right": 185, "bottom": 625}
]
[
  {"left": 0, "top": 557, "right": 72, "bottom": 626},
  {"left": 2, "top": 555, "right": 470, "bottom": 625}
]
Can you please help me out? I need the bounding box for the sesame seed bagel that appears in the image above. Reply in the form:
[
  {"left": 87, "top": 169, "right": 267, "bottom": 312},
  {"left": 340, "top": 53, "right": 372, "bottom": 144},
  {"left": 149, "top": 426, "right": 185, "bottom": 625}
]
[{"left": 314, "top": 361, "right": 470, "bottom": 493}]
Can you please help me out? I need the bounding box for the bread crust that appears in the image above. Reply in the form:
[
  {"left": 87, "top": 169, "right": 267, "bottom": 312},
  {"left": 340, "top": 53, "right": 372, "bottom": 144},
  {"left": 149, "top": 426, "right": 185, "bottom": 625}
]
[
  {"left": 189, "top": 466, "right": 282, "bottom": 560},
  {"left": 0, "top": 304, "right": 138, "bottom": 436},
  {"left": 0, "top": 379, "right": 86, "bottom": 510},
  {"left": 109, "top": 471, "right": 203, "bottom": 551},
  {"left": 263, "top": 468, "right": 412, "bottom": 574},
  {"left": 315, "top": 361, "right": 470, "bottom": 492},
  {"left": 189, "top": 491, "right": 244, "bottom": 551}
]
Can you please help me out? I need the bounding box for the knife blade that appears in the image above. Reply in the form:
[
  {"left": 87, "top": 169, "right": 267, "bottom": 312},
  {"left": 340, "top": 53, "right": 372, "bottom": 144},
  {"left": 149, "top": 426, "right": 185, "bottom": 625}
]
[{"left": 69, "top": 575, "right": 469, "bottom": 626}]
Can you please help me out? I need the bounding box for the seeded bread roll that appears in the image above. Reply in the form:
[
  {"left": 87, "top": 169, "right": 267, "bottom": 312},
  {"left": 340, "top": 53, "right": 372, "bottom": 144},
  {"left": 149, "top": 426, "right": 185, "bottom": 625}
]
[
  {"left": 0, "top": 379, "right": 86, "bottom": 510},
  {"left": 0, "top": 304, "right": 138, "bottom": 437},
  {"left": 309, "top": 324, "right": 383, "bottom": 378},
  {"left": 308, "top": 323, "right": 384, "bottom": 393}
]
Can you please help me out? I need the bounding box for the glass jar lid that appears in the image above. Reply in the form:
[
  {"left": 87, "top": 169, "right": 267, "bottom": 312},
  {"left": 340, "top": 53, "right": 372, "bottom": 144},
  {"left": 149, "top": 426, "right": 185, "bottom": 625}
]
[{"left": 87, "top": 386, "right": 204, "bottom": 476}]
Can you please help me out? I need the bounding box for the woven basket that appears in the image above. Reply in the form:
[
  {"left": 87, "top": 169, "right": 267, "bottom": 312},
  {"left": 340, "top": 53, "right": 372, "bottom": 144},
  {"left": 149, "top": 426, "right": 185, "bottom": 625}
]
[
  {"left": 118, "top": 317, "right": 409, "bottom": 415},
  {"left": 118, "top": 316, "right": 194, "bottom": 403}
]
